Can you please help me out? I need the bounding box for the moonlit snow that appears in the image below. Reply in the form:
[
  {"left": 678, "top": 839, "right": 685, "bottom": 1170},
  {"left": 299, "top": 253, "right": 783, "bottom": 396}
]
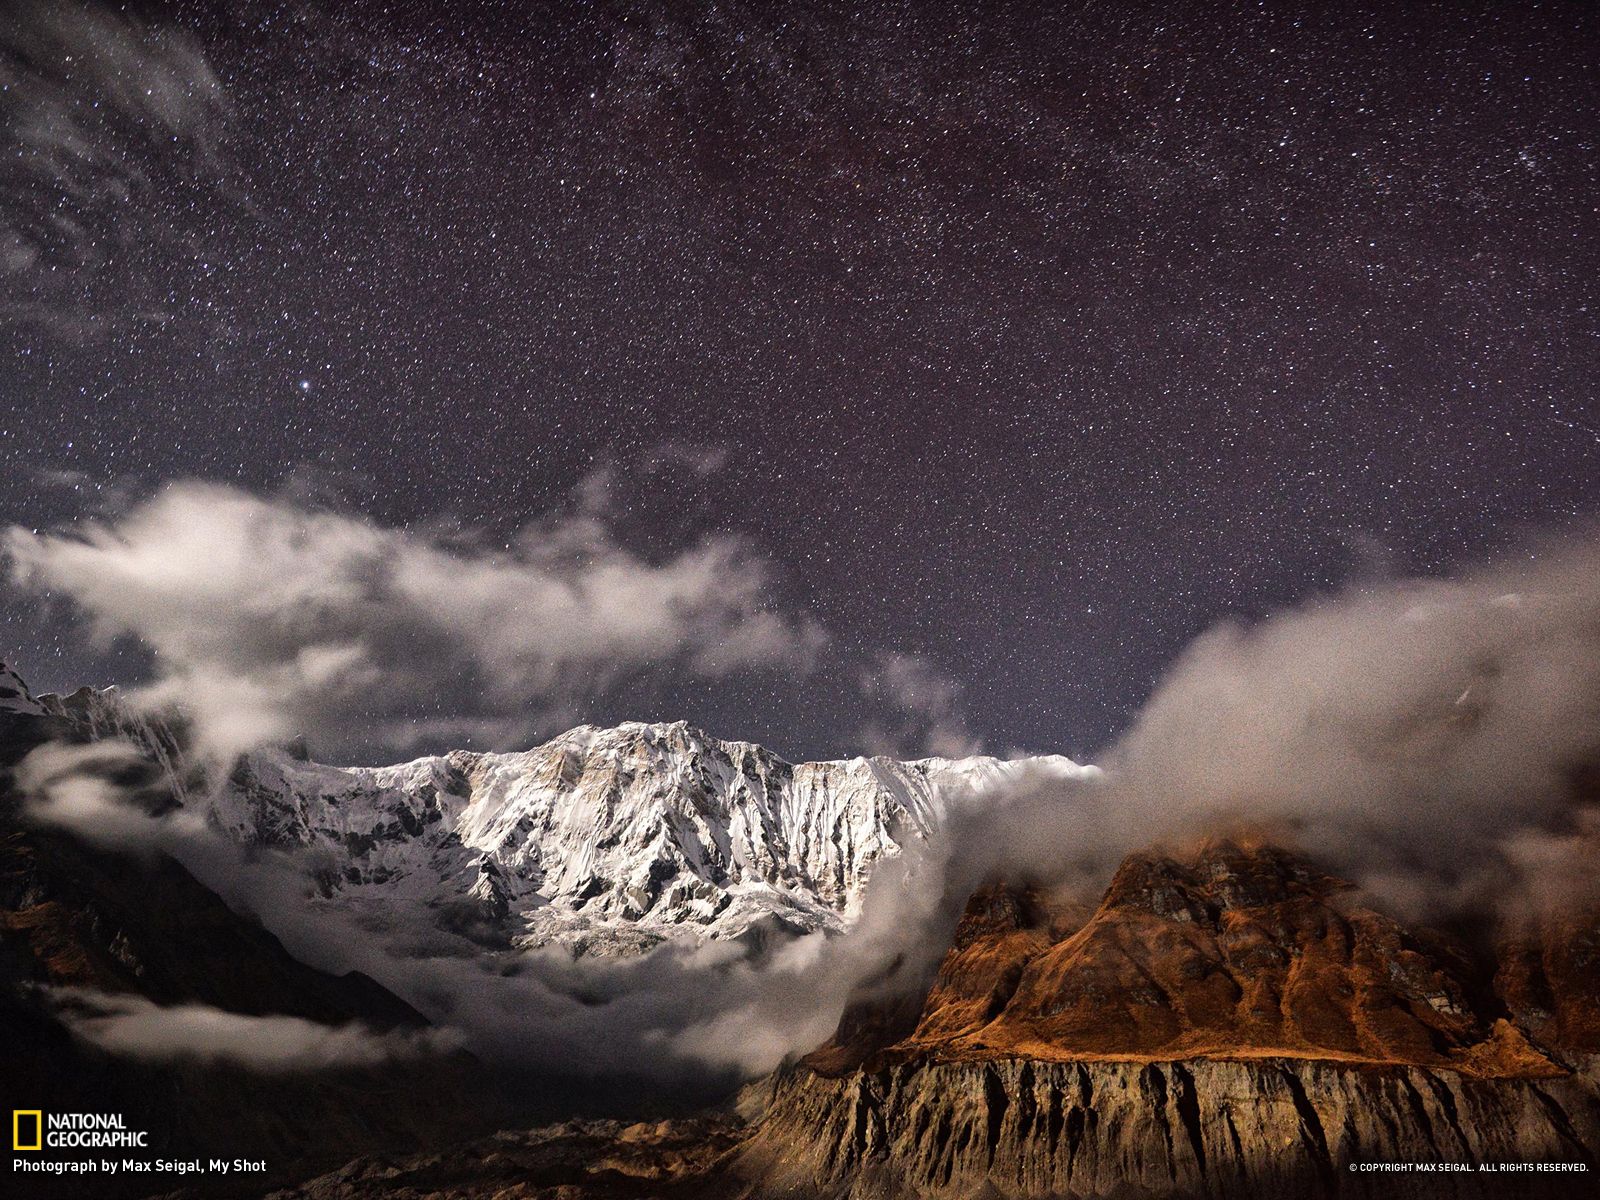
[{"left": 203, "top": 719, "right": 1094, "bottom": 958}]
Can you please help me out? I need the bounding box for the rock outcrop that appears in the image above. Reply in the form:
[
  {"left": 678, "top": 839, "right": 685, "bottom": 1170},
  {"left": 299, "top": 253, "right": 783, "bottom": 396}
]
[
  {"left": 735, "top": 841, "right": 1600, "bottom": 1198},
  {"left": 0, "top": 660, "right": 45, "bottom": 715}
]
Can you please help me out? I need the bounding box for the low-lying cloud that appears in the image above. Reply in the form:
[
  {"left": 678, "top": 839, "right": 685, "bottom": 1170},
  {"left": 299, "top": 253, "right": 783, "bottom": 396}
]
[
  {"left": 15, "top": 738, "right": 203, "bottom": 851},
  {"left": 47, "top": 987, "right": 452, "bottom": 1073}
]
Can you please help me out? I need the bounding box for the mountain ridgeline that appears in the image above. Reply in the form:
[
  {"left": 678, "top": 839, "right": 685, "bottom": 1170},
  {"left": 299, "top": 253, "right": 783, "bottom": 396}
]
[
  {"left": 206, "top": 720, "right": 1093, "bottom": 957},
  {"left": 4, "top": 662, "right": 1599, "bottom": 1198}
]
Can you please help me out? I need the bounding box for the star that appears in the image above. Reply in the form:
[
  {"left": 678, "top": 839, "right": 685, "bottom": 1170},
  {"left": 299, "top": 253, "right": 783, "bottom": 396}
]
[{"left": 0, "top": 0, "right": 1595, "bottom": 762}]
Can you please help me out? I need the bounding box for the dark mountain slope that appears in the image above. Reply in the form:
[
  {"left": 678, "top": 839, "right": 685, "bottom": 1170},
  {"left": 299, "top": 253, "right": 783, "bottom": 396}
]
[{"left": 0, "top": 687, "right": 493, "bottom": 1199}]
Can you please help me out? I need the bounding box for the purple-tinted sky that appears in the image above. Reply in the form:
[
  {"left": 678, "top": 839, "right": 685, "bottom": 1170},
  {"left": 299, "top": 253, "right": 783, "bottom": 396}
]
[{"left": 3, "top": 0, "right": 1598, "bottom": 762}]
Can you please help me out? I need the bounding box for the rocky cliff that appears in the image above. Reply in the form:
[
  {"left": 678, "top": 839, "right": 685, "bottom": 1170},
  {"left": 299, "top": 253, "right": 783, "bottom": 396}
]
[
  {"left": 740, "top": 1056, "right": 1599, "bottom": 1198},
  {"left": 260, "top": 1055, "right": 1600, "bottom": 1200},
  {"left": 734, "top": 841, "right": 1600, "bottom": 1198}
]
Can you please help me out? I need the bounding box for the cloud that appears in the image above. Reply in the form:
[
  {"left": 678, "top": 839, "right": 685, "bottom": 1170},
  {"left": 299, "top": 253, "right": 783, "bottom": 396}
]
[
  {"left": 1104, "top": 532, "right": 1600, "bottom": 917},
  {"left": 856, "top": 651, "right": 981, "bottom": 759},
  {"left": 0, "top": 1, "right": 238, "bottom": 338},
  {"left": 574, "top": 441, "right": 731, "bottom": 518},
  {"left": 47, "top": 987, "right": 452, "bottom": 1073},
  {"left": 5, "top": 480, "right": 828, "bottom": 760},
  {"left": 202, "top": 826, "right": 995, "bottom": 1082},
  {"left": 655, "top": 529, "right": 1600, "bottom": 1076},
  {"left": 27, "top": 500, "right": 1600, "bottom": 1089},
  {"left": 0, "top": 468, "right": 990, "bottom": 1084},
  {"left": 15, "top": 738, "right": 205, "bottom": 851},
  {"left": 809, "top": 529, "right": 1600, "bottom": 1029},
  {"left": 38, "top": 487, "right": 1600, "bottom": 1090}
]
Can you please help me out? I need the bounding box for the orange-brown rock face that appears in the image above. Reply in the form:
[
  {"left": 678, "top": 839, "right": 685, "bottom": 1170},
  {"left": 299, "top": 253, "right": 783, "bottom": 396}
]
[
  {"left": 819, "top": 840, "right": 1567, "bottom": 1078},
  {"left": 750, "top": 842, "right": 1600, "bottom": 1199},
  {"left": 1498, "top": 907, "right": 1600, "bottom": 1055}
]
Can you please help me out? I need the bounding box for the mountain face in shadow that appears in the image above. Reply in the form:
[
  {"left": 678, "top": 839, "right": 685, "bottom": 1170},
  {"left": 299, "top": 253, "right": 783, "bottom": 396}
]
[{"left": 0, "top": 691, "right": 492, "bottom": 1199}]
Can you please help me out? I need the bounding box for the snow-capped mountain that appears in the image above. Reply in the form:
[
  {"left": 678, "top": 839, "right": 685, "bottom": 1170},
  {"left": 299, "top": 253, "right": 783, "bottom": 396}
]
[
  {"left": 0, "top": 660, "right": 1093, "bottom": 958},
  {"left": 203, "top": 720, "right": 1094, "bottom": 956}
]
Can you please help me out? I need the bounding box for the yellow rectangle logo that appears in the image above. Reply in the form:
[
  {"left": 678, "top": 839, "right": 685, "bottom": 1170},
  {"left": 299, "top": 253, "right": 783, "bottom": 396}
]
[{"left": 13, "top": 1109, "right": 42, "bottom": 1151}]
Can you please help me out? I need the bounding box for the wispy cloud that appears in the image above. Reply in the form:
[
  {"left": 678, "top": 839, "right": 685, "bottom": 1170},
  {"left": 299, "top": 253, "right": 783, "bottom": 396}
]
[
  {"left": 0, "top": 1, "right": 238, "bottom": 338},
  {"left": 856, "top": 650, "right": 981, "bottom": 759},
  {"left": 47, "top": 987, "right": 452, "bottom": 1072},
  {"left": 5, "top": 479, "right": 828, "bottom": 760}
]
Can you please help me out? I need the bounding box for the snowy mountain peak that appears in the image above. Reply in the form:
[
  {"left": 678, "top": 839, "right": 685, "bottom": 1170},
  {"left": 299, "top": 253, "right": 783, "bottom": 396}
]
[
  {"left": 5, "top": 663, "right": 1095, "bottom": 961},
  {"left": 199, "top": 721, "right": 1096, "bottom": 958}
]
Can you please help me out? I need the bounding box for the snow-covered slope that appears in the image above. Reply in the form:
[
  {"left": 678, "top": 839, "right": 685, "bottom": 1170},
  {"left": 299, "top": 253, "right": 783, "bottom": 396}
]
[
  {"left": 204, "top": 721, "right": 1094, "bottom": 956},
  {"left": 1, "top": 657, "right": 1094, "bottom": 959}
]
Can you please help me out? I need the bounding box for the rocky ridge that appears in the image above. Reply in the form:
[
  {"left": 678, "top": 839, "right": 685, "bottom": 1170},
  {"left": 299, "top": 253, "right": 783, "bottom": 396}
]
[{"left": 732, "top": 840, "right": 1600, "bottom": 1198}]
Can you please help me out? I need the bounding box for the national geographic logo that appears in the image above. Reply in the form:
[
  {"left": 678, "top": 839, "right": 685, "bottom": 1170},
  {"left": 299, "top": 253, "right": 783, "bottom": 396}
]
[
  {"left": 13, "top": 1109, "right": 41, "bottom": 1151},
  {"left": 11, "top": 1110, "right": 148, "bottom": 1149}
]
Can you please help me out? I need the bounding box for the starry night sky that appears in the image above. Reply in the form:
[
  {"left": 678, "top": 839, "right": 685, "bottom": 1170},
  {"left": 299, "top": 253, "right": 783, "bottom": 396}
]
[{"left": 3, "top": 0, "right": 1599, "bottom": 763}]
